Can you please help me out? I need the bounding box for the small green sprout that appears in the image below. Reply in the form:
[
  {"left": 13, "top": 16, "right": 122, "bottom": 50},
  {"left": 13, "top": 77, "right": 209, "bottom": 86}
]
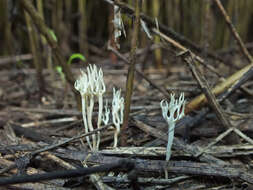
[
  {"left": 55, "top": 65, "right": 65, "bottom": 81},
  {"left": 56, "top": 53, "right": 86, "bottom": 82},
  {"left": 48, "top": 29, "right": 57, "bottom": 42},
  {"left": 67, "top": 53, "right": 86, "bottom": 65}
]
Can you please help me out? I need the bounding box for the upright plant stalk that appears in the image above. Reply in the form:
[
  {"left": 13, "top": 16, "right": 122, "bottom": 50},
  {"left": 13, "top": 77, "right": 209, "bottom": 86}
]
[
  {"left": 96, "top": 92, "right": 103, "bottom": 149},
  {"left": 20, "top": 0, "right": 80, "bottom": 107},
  {"left": 152, "top": 0, "right": 162, "bottom": 69},
  {"left": 237, "top": 0, "right": 253, "bottom": 42},
  {"left": 201, "top": 0, "right": 212, "bottom": 58},
  {"left": 65, "top": 0, "right": 72, "bottom": 30},
  {"left": 52, "top": 0, "right": 70, "bottom": 55},
  {"left": 78, "top": 0, "right": 88, "bottom": 57},
  {"left": 140, "top": 1, "right": 147, "bottom": 48},
  {"left": 24, "top": 10, "right": 45, "bottom": 95},
  {"left": 36, "top": 0, "right": 45, "bottom": 44},
  {"left": 121, "top": 0, "right": 141, "bottom": 146},
  {"left": 87, "top": 94, "right": 96, "bottom": 149},
  {"left": 223, "top": 0, "right": 234, "bottom": 47},
  {"left": 37, "top": 0, "right": 55, "bottom": 87},
  {"left": 108, "top": 4, "right": 118, "bottom": 64},
  {"left": 127, "top": 0, "right": 133, "bottom": 37},
  {"left": 52, "top": 0, "right": 63, "bottom": 42},
  {"left": 0, "top": 0, "right": 13, "bottom": 55}
]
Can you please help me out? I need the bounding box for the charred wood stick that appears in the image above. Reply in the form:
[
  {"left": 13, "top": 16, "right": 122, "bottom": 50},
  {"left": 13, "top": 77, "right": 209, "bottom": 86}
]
[
  {"left": 99, "top": 144, "right": 253, "bottom": 158},
  {"left": 132, "top": 119, "right": 227, "bottom": 165},
  {"left": 102, "top": 175, "right": 190, "bottom": 185},
  {"left": 0, "top": 125, "right": 111, "bottom": 175},
  {"left": 55, "top": 151, "right": 253, "bottom": 184},
  {"left": 204, "top": 144, "right": 253, "bottom": 157},
  {"left": 0, "top": 159, "right": 134, "bottom": 186},
  {"left": 10, "top": 122, "right": 54, "bottom": 144},
  {"left": 0, "top": 144, "right": 36, "bottom": 154}
]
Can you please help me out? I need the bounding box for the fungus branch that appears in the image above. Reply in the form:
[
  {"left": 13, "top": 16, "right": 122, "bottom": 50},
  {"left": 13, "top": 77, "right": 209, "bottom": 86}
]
[
  {"left": 160, "top": 93, "right": 185, "bottom": 161},
  {"left": 112, "top": 88, "right": 124, "bottom": 147},
  {"left": 74, "top": 71, "right": 92, "bottom": 150},
  {"left": 102, "top": 100, "right": 110, "bottom": 125},
  {"left": 95, "top": 69, "right": 106, "bottom": 149},
  {"left": 86, "top": 93, "right": 96, "bottom": 149}
]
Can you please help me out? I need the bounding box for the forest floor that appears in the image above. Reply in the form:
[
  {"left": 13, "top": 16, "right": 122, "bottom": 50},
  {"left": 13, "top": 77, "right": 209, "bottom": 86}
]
[{"left": 0, "top": 49, "right": 253, "bottom": 189}]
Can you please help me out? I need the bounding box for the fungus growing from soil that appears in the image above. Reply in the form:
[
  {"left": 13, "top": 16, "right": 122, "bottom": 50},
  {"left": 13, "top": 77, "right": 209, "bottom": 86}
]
[
  {"left": 160, "top": 93, "right": 185, "bottom": 161},
  {"left": 75, "top": 64, "right": 124, "bottom": 150},
  {"left": 74, "top": 69, "right": 92, "bottom": 150},
  {"left": 112, "top": 88, "right": 124, "bottom": 147},
  {"left": 75, "top": 64, "right": 106, "bottom": 150}
]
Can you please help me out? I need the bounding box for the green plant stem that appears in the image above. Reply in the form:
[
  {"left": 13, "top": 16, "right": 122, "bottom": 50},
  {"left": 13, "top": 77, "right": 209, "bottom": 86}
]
[
  {"left": 121, "top": 0, "right": 141, "bottom": 146},
  {"left": 152, "top": 0, "right": 162, "bottom": 69},
  {"left": 37, "top": 0, "right": 54, "bottom": 84},
  {"left": 0, "top": 0, "right": 13, "bottom": 55},
  {"left": 78, "top": 0, "right": 88, "bottom": 57}
]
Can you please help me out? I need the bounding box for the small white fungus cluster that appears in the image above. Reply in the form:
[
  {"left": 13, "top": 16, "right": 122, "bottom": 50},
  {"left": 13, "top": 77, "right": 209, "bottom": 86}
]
[{"left": 75, "top": 64, "right": 124, "bottom": 150}]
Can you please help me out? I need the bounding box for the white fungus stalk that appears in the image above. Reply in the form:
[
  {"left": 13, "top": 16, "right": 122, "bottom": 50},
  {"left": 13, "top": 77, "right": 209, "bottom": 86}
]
[
  {"left": 102, "top": 100, "right": 110, "bottom": 125},
  {"left": 86, "top": 93, "right": 96, "bottom": 149},
  {"left": 95, "top": 69, "right": 106, "bottom": 149},
  {"left": 75, "top": 64, "right": 105, "bottom": 150},
  {"left": 74, "top": 71, "right": 92, "bottom": 150},
  {"left": 82, "top": 95, "right": 92, "bottom": 150},
  {"left": 160, "top": 93, "right": 185, "bottom": 161},
  {"left": 112, "top": 88, "right": 124, "bottom": 148},
  {"left": 84, "top": 65, "right": 96, "bottom": 150}
]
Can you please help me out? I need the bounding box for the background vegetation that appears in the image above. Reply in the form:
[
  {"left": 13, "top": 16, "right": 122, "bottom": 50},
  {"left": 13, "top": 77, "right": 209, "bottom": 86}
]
[{"left": 1, "top": 0, "right": 253, "bottom": 58}]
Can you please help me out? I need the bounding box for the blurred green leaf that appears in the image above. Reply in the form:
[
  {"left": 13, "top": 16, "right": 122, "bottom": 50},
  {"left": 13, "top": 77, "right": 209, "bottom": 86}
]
[
  {"left": 55, "top": 65, "right": 65, "bottom": 80},
  {"left": 49, "top": 29, "right": 57, "bottom": 42},
  {"left": 67, "top": 53, "right": 86, "bottom": 65}
]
